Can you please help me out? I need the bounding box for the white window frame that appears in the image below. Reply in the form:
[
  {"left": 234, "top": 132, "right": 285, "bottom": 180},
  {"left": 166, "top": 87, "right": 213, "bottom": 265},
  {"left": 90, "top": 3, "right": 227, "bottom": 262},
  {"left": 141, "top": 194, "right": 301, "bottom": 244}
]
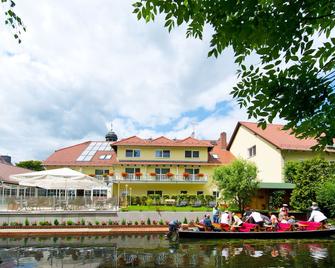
[
  {"left": 125, "top": 149, "right": 141, "bottom": 158},
  {"left": 248, "top": 145, "right": 256, "bottom": 158},
  {"left": 155, "top": 149, "right": 170, "bottom": 158}
]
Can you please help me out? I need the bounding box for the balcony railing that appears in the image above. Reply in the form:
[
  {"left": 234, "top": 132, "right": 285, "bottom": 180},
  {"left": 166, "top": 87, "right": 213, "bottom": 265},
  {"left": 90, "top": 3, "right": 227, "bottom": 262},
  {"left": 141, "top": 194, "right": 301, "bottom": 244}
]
[{"left": 99, "top": 174, "right": 208, "bottom": 183}]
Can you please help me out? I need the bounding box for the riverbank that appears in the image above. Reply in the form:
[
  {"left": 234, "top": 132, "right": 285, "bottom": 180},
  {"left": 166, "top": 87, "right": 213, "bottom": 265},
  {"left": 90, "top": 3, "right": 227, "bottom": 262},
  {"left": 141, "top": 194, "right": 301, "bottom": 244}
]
[{"left": 0, "top": 225, "right": 168, "bottom": 237}]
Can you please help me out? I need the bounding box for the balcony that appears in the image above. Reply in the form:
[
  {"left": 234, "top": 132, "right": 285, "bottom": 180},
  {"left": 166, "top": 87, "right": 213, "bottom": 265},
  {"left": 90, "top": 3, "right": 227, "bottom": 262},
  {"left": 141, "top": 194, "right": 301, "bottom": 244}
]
[{"left": 102, "top": 173, "right": 208, "bottom": 184}]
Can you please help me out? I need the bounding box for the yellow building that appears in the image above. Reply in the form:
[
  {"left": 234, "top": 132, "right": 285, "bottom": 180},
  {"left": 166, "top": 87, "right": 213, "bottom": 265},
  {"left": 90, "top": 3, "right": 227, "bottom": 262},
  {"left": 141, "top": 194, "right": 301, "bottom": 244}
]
[
  {"left": 44, "top": 129, "right": 235, "bottom": 199},
  {"left": 228, "top": 122, "right": 335, "bottom": 209}
]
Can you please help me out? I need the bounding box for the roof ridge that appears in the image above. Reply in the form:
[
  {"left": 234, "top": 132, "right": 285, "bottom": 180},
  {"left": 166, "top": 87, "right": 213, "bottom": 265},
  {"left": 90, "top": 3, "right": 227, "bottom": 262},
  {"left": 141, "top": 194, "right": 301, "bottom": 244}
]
[{"left": 55, "top": 141, "right": 91, "bottom": 152}]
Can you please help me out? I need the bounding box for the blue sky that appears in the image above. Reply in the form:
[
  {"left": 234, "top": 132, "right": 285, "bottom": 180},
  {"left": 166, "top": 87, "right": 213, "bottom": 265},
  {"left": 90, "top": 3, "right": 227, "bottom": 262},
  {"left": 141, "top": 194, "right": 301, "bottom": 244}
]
[{"left": 0, "top": 0, "right": 251, "bottom": 162}]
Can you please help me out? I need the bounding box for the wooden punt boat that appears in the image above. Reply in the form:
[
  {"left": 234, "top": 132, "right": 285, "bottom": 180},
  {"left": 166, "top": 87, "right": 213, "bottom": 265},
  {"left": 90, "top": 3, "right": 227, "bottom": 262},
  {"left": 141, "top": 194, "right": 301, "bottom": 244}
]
[{"left": 178, "top": 228, "right": 335, "bottom": 239}]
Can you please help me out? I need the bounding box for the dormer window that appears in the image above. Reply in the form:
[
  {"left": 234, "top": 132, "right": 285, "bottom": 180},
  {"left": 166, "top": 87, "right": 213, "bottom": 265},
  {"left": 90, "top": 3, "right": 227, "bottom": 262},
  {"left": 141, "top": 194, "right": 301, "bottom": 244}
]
[{"left": 248, "top": 145, "right": 256, "bottom": 158}]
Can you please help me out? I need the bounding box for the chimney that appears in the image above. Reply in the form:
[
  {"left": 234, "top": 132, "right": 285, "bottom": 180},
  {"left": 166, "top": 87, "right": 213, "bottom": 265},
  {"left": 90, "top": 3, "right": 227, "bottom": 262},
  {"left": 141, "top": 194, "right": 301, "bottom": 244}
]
[
  {"left": 1, "top": 155, "right": 12, "bottom": 165},
  {"left": 220, "top": 132, "right": 227, "bottom": 150}
]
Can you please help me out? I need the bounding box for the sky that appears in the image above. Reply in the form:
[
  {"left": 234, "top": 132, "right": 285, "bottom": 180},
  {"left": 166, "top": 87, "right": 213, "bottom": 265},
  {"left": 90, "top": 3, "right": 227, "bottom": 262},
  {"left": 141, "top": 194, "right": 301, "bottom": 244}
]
[{"left": 0, "top": 0, "right": 253, "bottom": 163}]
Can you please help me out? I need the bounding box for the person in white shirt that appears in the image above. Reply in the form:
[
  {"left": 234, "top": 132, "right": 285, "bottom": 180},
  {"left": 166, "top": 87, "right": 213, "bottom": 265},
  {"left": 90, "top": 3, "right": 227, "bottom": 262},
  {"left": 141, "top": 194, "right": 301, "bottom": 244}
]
[
  {"left": 220, "top": 211, "right": 230, "bottom": 225},
  {"left": 308, "top": 209, "right": 327, "bottom": 223},
  {"left": 246, "top": 211, "right": 264, "bottom": 226}
]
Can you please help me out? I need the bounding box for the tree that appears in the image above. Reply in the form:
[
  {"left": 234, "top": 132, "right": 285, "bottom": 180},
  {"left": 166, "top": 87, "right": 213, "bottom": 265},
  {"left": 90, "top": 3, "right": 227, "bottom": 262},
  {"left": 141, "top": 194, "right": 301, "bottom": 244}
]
[
  {"left": 284, "top": 157, "right": 335, "bottom": 211},
  {"left": 1, "top": 0, "right": 25, "bottom": 43},
  {"left": 316, "top": 179, "right": 335, "bottom": 217},
  {"left": 133, "top": 0, "right": 335, "bottom": 149},
  {"left": 16, "top": 160, "right": 44, "bottom": 171},
  {"left": 213, "top": 159, "right": 258, "bottom": 211}
]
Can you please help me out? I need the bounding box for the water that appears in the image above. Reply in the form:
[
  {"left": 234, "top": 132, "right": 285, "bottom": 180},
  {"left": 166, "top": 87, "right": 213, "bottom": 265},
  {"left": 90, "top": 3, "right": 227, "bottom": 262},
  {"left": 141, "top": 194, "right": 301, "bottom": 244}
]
[{"left": 0, "top": 235, "right": 334, "bottom": 267}]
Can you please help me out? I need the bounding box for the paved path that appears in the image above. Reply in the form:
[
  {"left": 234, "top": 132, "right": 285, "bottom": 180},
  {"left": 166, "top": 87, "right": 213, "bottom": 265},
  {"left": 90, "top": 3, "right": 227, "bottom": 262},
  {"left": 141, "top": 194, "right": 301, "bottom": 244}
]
[{"left": 0, "top": 226, "right": 168, "bottom": 237}]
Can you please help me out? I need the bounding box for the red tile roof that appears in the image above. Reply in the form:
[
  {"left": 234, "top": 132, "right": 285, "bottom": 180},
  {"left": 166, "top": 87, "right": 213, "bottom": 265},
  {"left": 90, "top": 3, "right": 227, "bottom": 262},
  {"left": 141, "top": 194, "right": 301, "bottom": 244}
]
[
  {"left": 227, "top": 122, "right": 321, "bottom": 151},
  {"left": 43, "top": 141, "right": 119, "bottom": 166},
  {"left": 0, "top": 163, "right": 31, "bottom": 184},
  {"left": 112, "top": 136, "right": 213, "bottom": 147}
]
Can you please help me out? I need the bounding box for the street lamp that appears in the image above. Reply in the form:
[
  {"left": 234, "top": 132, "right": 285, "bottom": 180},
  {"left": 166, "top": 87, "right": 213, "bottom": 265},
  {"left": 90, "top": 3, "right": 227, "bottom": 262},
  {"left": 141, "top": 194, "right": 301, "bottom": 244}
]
[
  {"left": 125, "top": 184, "right": 128, "bottom": 207},
  {"left": 129, "top": 187, "right": 132, "bottom": 206}
]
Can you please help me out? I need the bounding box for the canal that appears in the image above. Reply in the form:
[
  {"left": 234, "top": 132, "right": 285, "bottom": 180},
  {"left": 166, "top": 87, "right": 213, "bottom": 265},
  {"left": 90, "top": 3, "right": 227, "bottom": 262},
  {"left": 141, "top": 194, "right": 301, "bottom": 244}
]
[{"left": 0, "top": 234, "right": 334, "bottom": 267}]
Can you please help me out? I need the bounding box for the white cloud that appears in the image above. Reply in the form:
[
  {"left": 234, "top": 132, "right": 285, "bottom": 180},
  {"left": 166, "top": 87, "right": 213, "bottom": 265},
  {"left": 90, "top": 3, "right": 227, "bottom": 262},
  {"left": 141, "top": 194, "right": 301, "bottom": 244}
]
[{"left": 0, "top": 0, "right": 247, "bottom": 162}]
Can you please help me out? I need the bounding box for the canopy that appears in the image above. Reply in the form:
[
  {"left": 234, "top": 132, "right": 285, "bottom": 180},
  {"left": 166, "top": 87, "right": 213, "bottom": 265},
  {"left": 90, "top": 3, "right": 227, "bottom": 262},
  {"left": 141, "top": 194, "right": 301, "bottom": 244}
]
[{"left": 10, "top": 168, "right": 106, "bottom": 190}]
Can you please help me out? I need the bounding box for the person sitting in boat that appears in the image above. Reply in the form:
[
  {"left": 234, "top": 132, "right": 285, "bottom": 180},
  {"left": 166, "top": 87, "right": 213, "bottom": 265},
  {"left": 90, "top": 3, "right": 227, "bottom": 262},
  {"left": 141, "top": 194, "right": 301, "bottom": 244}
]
[
  {"left": 245, "top": 210, "right": 264, "bottom": 226},
  {"left": 278, "top": 204, "right": 289, "bottom": 221},
  {"left": 280, "top": 215, "right": 289, "bottom": 224},
  {"left": 231, "top": 213, "right": 243, "bottom": 231},
  {"left": 308, "top": 207, "right": 327, "bottom": 224},
  {"left": 204, "top": 214, "right": 215, "bottom": 230},
  {"left": 288, "top": 216, "right": 296, "bottom": 224},
  {"left": 270, "top": 214, "right": 279, "bottom": 230},
  {"left": 166, "top": 220, "right": 181, "bottom": 238},
  {"left": 212, "top": 205, "right": 220, "bottom": 223},
  {"left": 242, "top": 207, "right": 252, "bottom": 221},
  {"left": 220, "top": 210, "right": 231, "bottom": 225}
]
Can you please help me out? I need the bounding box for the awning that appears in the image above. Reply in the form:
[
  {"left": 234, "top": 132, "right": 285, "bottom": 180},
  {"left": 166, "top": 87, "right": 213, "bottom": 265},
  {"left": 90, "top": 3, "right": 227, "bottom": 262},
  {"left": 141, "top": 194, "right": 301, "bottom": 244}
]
[{"left": 258, "top": 182, "right": 295, "bottom": 189}]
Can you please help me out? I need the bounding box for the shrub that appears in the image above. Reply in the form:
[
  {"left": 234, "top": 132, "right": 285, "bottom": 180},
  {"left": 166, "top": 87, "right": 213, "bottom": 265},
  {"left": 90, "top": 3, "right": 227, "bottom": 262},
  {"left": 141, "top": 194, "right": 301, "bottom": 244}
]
[
  {"left": 80, "top": 219, "right": 86, "bottom": 226},
  {"left": 2, "top": 222, "right": 8, "bottom": 227},
  {"left": 121, "top": 219, "right": 126, "bottom": 225},
  {"left": 95, "top": 220, "right": 100, "bottom": 226},
  {"left": 159, "top": 219, "right": 164, "bottom": 225},
  {"left": 183, "top": 217, "right": 188, "bottom": 224},
  {"left": 101, "top": 221, "right": 107, "bottom": 226},
  {"left": 88, "top": 222, "right": 93, "bottom": 226},
  {"left": 134, "top": 220, "right": 139, "bottom": 225},
  {"left": 146, "top": 218, "right": 151, "bottom": 225},
  {"left": 141, "top": 195, "right": 148, "bottom": 205},
  {"left": 163, "top": 194, "right": 170, "bottom": 200},
  {"left": 140, "top": 220, "right": 145, "bottom": 225},
  {"left": 53, "top": 219, "right": 59, "bottom": 226},
  {"left": 24, "top": 219, "right": 29, "bottom": 226},
  {"left": 165, "top": 220, "right": 169, "bottom": 225},
  {"left": 32, "top": 221, "right": 37, "bottom": 226},
  {"left": 152, "top": 220, "right": 158, "bottom": 225},
  {"left": 127, "top": 220, "right": 133, "bottom": 225},
  {"left": 67, "top": 220, "right": 74, "bottom": 226},
  {"left": 108, "top": 219, "right": 113, "bottom": 225},
  {"left": 146, "top": 198, "right": 154, "bottom": 206}
]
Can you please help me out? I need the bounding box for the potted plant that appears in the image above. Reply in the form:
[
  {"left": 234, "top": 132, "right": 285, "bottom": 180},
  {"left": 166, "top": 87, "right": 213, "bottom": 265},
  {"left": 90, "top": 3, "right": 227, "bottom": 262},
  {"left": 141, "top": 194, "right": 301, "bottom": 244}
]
[
  {"left": 121, "top": 172, "right": 128, "bottom": 178},
  {"left": 149, "top": 172, "right": 157, "bottom": 176},
  {"left": 197, "top": 173, "right": 204, "bottom": 177},
  {"left": 166, "top": 172, "right": 174, "bottom": 178},
  {"left": 89, "top": 174, "right": 96, "bottom": 177},
  {"left": 108, "top": 172, "right": 114, "bottom": 176},
  {"left": 183, "top": 172, "right": 190, "bottom": 178},
  {"left": 135, "top": 172, "right": 142, "bottom": 177}
]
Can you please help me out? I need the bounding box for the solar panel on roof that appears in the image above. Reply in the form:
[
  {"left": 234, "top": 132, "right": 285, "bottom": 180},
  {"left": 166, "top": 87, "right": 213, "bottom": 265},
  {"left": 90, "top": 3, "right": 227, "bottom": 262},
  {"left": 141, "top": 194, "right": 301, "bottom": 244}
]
[{"left": 76, "top": 142, "right": 114, "bottom": 161}]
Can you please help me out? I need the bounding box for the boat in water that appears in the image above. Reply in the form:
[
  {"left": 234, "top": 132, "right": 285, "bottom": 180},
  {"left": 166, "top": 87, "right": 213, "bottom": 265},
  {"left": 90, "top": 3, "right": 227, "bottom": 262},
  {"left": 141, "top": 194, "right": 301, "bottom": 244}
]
[{"left": 178, "top": 228, "right": 335, "bottom": 239}]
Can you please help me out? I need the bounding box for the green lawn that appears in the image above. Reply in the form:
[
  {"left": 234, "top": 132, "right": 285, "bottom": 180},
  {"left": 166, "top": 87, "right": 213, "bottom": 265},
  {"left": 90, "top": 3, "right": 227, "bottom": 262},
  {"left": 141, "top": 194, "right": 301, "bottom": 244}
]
[{"left": 121, "top": 205, "right": 212, "bottom": 212}]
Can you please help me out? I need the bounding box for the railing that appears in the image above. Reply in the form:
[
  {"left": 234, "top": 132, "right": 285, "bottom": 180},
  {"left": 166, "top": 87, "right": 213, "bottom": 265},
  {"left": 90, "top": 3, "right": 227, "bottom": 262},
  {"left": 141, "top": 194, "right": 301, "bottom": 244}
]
[
  {"left": 0, "top": 196, "right": 118, "bottom": 211},
  {"left": 106, "top": 174, "right": 208, "bottom": 183}
]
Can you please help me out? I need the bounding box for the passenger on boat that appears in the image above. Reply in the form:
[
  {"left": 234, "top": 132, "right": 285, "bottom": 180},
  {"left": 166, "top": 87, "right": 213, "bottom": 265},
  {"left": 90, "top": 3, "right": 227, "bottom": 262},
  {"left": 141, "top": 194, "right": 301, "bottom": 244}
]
[
  {"left": 270, "top": 214, "right": 278, "bottom": 230},
  {"left": 242, "top": 207, "right": 252, "bottom": 221},
  {"left": 245, "top": 211, "right": 264, "bottom": 226},
  {"left": 280, "top": 215, "right": 289, "bottom": 224},
  {"left": 308, "top": 208, "right": 327, "bottom": 224},
  {"left": 231, "top": 213, "right": 243, "bottom": 231},
  {"left": 220, "top": 211, "right": 231, "bottom": 225},
  {"left": 166, "top": 220, "right": 181, "bottom": 238},
  {"left": 288, "top": 216, "right": 296, "bottom": 224},
  {"left": 278, "top": 204, "right": 289, "bottom": 221},
  {"left": 204, "top": 215, "right": 215, "bottom": 231},
  {"left": 212, "top": 205, "right": 220, "bottom": 223}
]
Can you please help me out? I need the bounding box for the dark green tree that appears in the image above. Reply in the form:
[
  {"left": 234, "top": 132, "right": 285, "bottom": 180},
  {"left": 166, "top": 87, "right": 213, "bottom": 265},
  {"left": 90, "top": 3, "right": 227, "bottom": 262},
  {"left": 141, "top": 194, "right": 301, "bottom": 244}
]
[
  {"left": 213, "top": 159, "right": 258, "bottom": 211},
  {"left": 133, "top": 0, "right": 335, "bottom": 149},
  {"left": 284, "top": 157, "right": 335, "bottom": 211},
  {"left": 16, "top": 160, "right": 44, "bottom": 171},
  {"left": 1, "top": 0, "right": 25, "bottom": 43}
]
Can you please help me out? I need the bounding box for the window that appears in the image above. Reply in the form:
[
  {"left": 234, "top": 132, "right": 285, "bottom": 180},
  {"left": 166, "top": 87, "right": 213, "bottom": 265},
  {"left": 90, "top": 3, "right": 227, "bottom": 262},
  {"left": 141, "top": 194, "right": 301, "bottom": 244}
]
[
  {"left": 155, "top": 168, "right": 170, "bottom": 174},
  {"left": 213, "top": 191, "right": 219, "bottom": 198},
  {"left": 147, "top": 190, "right": 162, "bottom": 196},
  {"left": 180, "top": 190, "right": 188, "bottom": 194},
  {"left": 185, "top": 168, "right": 199, "bottom": 174},
  {"left": 155, "top": 150, "right": 170, "bottom": 158},
  {"left": 248, "top": 145, "right": 256, "bottom": 158},
  {"left": 125, "top": 168, "right": 140, "bottom": 174},
  {"left": 197, "top": 191, "right": 204, "bottom": 195},
  {"left": 125, "top": 149, "right": 141, "bottom": 158},
  {"left": 99, "top": 154, "right": 112, "bottom": 160},
  {"left": 185, "top": 150, "right": 199, "bottom": 158},
  {"left": 95, "top": 169, "right": 109, "bottom": 175}
]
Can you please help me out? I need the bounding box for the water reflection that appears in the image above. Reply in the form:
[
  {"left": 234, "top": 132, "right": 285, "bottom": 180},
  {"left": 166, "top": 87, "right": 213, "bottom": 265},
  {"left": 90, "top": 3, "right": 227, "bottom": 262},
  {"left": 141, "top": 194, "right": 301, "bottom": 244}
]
[{"left": 0, "top": 235, "right": 333, "bottom": 267}]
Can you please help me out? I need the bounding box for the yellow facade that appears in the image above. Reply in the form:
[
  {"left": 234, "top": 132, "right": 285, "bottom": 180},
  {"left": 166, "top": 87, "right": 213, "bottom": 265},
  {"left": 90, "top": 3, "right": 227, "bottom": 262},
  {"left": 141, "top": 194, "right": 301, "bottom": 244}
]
[{"left": 116, "top": 146, "right": 209, "bottom": 162}]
